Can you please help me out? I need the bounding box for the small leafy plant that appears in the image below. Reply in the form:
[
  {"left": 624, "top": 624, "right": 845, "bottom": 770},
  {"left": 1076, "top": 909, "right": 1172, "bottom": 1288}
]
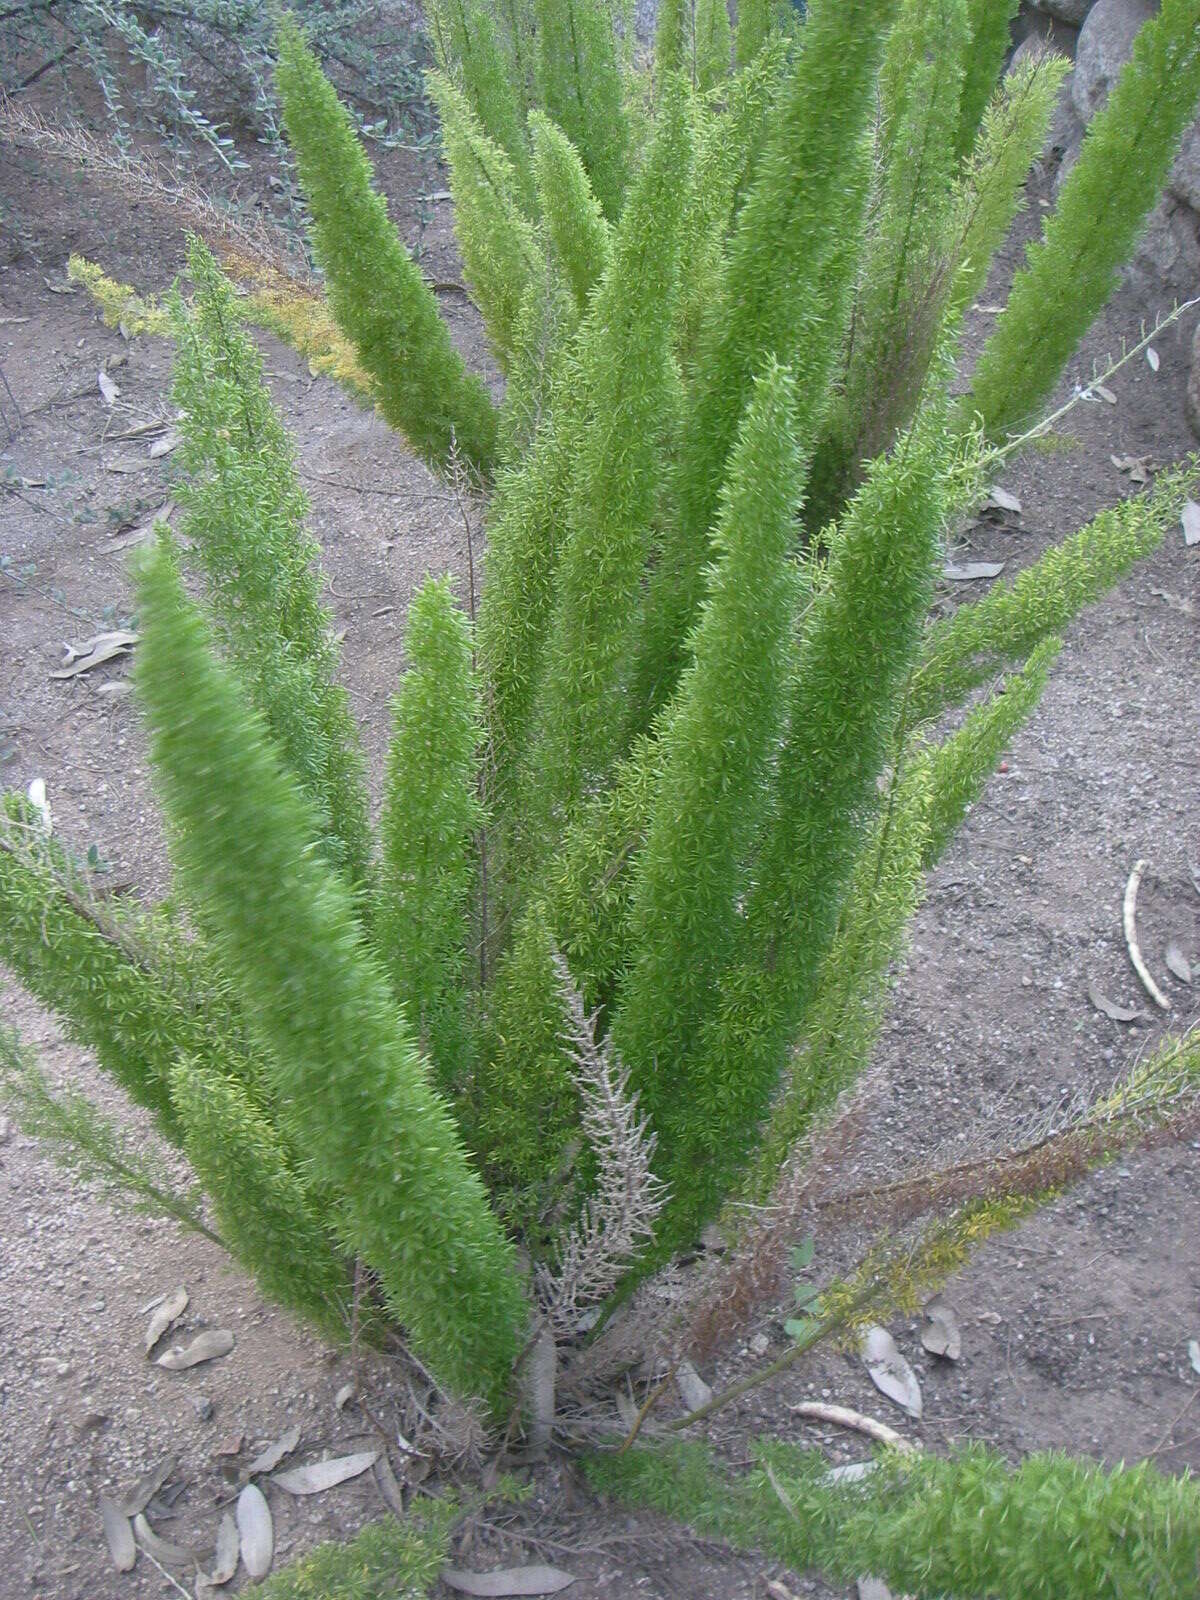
[{"left": 3, "top": 0, "right": 1200, "bottom": 1474}]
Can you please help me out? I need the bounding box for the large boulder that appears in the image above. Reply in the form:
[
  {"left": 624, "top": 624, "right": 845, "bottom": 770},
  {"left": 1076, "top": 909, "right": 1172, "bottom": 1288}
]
[
  {"left": 1029, "top": 0, "right": 1095, "bottom": 23},
  {"left": 1071, "top": 0, "right": 1157, "bottom": 120}
]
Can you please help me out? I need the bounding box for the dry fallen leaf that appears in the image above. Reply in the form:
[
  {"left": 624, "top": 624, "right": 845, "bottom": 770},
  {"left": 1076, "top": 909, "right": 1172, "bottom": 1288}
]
[
  {"left": 1086, "top": 979, "right": 1142, "bottom": 1023},
  {"left": 825, "top": 1461, "right": 877, "bottom": 1485},
  {"left": 1165, "top": 944, "right": 1193, "bottom": 985},
  {"left": 51, "top": 630, "right": 138, "bottom": 679},
  {"left": 133, "top": 1512, "right": 196, "bottom": 1568},
  {"left": 943, "top": 561, "right": 1006, "bottom": 581},
  {"left": 98, "top": 370, "right": 119, "bottom": 406},
  {"left": 44, "top": 276, "right": 77, "bottom": 295},
  {"left": 920, "top": 1298, "right": 962, "bottom": 1362},
  {"left": 440, "top": 1566, "right": 577, "bottom": 1596},
  {"left": 1146, "top": 346, "right": 1160, "bottom": 372},
  {"left": 117, "top": 1456, "right": 176, "bottom": 1517},
  {"left": 98, "top": 501, "right": 173, "bottom": 555},
  {"left": 148, "top": 430, "right": 180, "bottom": 458},
  {"left": 857, "top": 1581, "right": 894, "bottom": 1600},
  {"left": 144, "top": 1285, "right": 188, "bottom": 1354},
  {"left": 983, "top": 485, "right": 1022, "bottom": 514},
  {"left": 244, "top": 1424, "right": 302, "bottom": 1479},
  {"left": 675, "top": 1359, "right": 713, "bottom": 1413},
  {"left": 1111, "top": 453, "right": 1153, "bottom": 486},
  {"left": 271, "top": 1449, "right": 379, "bottom": 1496},
  {"left": 155, "top": 1328, "right": 234, "bottom": 1370},
  {"left": 1182, "top": 501, "right": 1200, "bottom": 547},
  {"left": 861, "top": 1326, "right": 922, "bottom": 1419},
  {"left": 236, "top": 1484, "right": 273, "bottom": 1580},
  {"left": 1091, "top": 382, "right": 1117, "bottom": 404},
  {"left": 100, "top": 1495, "right": 137, "bottom": 1572},
  {"left": 372, "top": 1450, "right": 406, "bottom": 1516},
  {"left": 1188, "top": 1339, "right": 1200, "bottom": 1376},
  {"left": 334, "top": 1383, "right": 357, "bottom": 1412},
  {"left": 197, "top": 1512, "right": 240, "bottom": 1590}
]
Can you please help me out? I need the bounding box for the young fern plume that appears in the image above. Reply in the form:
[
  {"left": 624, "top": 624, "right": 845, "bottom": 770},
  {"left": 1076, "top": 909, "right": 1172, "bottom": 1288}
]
[
  {"left": 428, "top": 72, "right": 539, "bottom": 370},
  {"left": 658, "top": 387, "right": 953, "bottom": 1252},
  {"left": 170, "top": 1059, "right": 353, "bottom": 1339},
  {"left": 426, "top": 0, "right": 536, "bottom": 210},
  {"left": 631, "top": 0, "right": 898, "bottom": 727},
  {"left": 969, "top": 0, "right": 1200, "bottom": 437},
  {"left": 588, "top": 1439, "right": 1200, "bottom": 1600},
  {"left": 612, "top": 361, "right": 805, "bottom": 1144},
  {"left": 520, "top": 86, "right": 692, "bottom": 835},
  {"left": 134, "top": 538, "right": 526, "bottom": 1414},
  {"left": 274, "top": 19, "right": 499, "bottom": 476},
  {"left": 529, "top": 111, "right": 611, "bottom": 314},
  {"left": 376, "top": 576, "right": 483, "bottom": 1096},
  {"left": 533, "top": 0, "right": 630, "bottom": 219},
  {"left": 171, "top": 236, "right": 372, "bottom": 891},
  {"left": 0, "top": 1025, "right": 217, "bottom": 1244},
  {"left": 910, "top": 467, "right": 1192, "bottom": 723}
]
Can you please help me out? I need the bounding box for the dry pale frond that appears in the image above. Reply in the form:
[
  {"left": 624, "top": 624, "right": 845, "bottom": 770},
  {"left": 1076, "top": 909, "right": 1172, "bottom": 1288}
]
[{"left": 534, "top": 953, "right": 667, "bottom": 1338}]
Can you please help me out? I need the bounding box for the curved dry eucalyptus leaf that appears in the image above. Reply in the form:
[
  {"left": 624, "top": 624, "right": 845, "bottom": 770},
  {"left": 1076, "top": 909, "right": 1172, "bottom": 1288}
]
[
  {"left": 372, "top": 1450, "right": 406, "bottom": 1516},
  {"left": 133, "top": 1512, "right": 197, "bottom": 1568},
  {"left": 441, "top": 1566, "right": 577, "bottom": 1596},
  {"left": 675, "top": 1359, "right": 713, "bottom": 1413},
  {"left": 825, "top": 1461, "right": 877, "bottom": 1486},
  {"left": 98, "top": 370, "right": 119, "bottom": 406},
  {"left": 943, "top": 561, "right": 1005, "bottom": 581},
  {"left": 271, "top": 1449, "right": 378, "bottom": 1496},
  {"left": 145, "top": 1285, "right": 189, "bottom": 1354},
  {"left": 1124, "top": 860, "right": 1171, "bottom": 1011},
  {"left": 1165, "top": 944, "right": 1193, "bottom": 985},
  {"left": 334, "top": 1383, "right": 357, "bottom": 1412},
  {"left": 920, "top": 1298, "right": 962, "bottom": 1362},
  {"left": 118, "top": 1455, "right": 176, "bottom": 1517},
  {"left": 984, "top": 485, "right": 1021, "bottom": 514},
  {"left": 1146, "top": 346, "right": 1160, "bottom": 372},
  {"left": 100, "top": 1495, "right": 136, "bottom": 1572},
  {"left": 156, "top": 1329, "right": 234, "bottom": 1370},
  {"left": 244, "top": 1424, "right": 301, "bottom": 1479},
  {"left": 201, "top": 1512, "right": 240, "bottom": 1588},
  {"left": 1182, "top": 502, "right": 1200, "bottom": 547},
  {"left": 861, "top": 1326, "right": 922, "bottom": 1419},
  {"left": 51, "top": 630, "right": 138, "bottom": 679},
  {"left": 1188, "top": 1339, "right": 1200, "bottom": 1377},
  {"left": 236, "top": 1484, "right": 273, "bottom": 1580},
  {"left": 1086, "top": 979, "right": 1142, "bottom": 1023}
]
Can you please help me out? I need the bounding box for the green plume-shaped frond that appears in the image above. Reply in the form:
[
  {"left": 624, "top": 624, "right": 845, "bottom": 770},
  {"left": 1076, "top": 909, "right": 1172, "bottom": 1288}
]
[
  {"left": 522, "top": 87, "right": 693, "bottom": 829},
  {"left": 275, "top": 19, "right": 499, "bottom": 477},
  {"left": 376, "top": 577, "right": 482, "bottom": 1096},
  {"left": 529, "top": 110, "right": 612, "bottom": 314},
  {"left": 956, "top": 0, "right": 1022, "bottom": 158},
  {"left": 0, "top": 1024, "right": 217, "bottom": 1242},
  {"left": 0, "top": 803, "right": 251, "bottom": 1143},
  {"left": 734, "top": 0, "right": 771, "bottom": 69},
  {"left": 969, "top": 0, "right": 1200, "bottom": 438},
  {"left": 659, "top": 388, "right": 952, "bottom": 1248},
  {"left": 134, "top": 538, "right": 526, "bottom": 1413},
  {"left": 808, "top": 0, "right": 968, "bottom": 524},
  {"left": 171, "top": 238, "right": 371, "bottom": 890},
  {"left": 946, "top": 48, "right": 1072, "bottom": 323},
  {"left": 428, "top": 71, "right": 540, "bottom": 370},
  {"left": 426, "top": 0, "right": 537, "bottom": 209},
  {"left": 910, "top": 468, "right": 1192, "bottom": 723},
  {"left": 497, "top": 253, "right": 580, "bottom": 461},
  {"left": 613, "top": 362, "right": 804, "bottom": 1116},
  {"left": 170, "top": 1059, "right": 353, "bottom": 1338},
  {"left": 694, "top": 0, "right": 733, "bottom": 93},
  {"left": 534, "top": 0, "right": 631, "bottom": 219},
  {"left": 921, "top": 634, "right": 1061, "bottom": 867},
  {"left": 631, "top": 0, "right": 898, "bottom": 728}
]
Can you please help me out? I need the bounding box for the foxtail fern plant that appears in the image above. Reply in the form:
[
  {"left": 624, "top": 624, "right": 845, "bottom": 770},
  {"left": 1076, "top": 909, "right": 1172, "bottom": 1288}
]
[{"left": 5, "top": 0, "right": 1200, "bottom": 1433}]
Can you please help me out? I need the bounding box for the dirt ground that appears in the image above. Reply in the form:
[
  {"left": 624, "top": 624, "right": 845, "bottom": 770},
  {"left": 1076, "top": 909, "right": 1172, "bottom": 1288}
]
[{"left": 1, "top": 74, "right": 1198, "bottom": 1600}]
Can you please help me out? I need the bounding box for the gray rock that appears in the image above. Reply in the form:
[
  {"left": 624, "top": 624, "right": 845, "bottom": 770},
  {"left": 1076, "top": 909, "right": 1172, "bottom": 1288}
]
[
  {"left": 1072, "top": 0, "right": 1156, "bottom": 121},
  {"left": 1168, "top": 120, "right": 1200, "bottom": 211},
  {"left": 1029, "top": 0, "right": 1095, "bottom": 24},
  {"left": 1126, "top": 199, "right": 1200, "bottom": 294}
]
